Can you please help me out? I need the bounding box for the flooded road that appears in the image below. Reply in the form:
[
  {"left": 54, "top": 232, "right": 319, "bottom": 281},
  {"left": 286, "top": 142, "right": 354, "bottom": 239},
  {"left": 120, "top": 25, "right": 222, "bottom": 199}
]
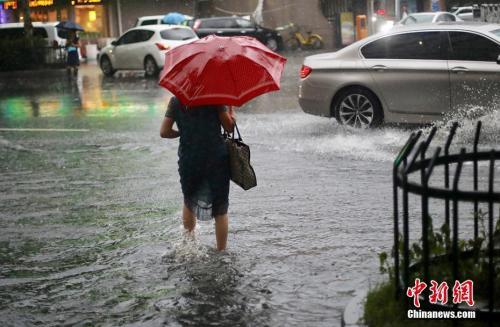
[{"left": 1, "top": 56, "right": 499, "bottom": 326}]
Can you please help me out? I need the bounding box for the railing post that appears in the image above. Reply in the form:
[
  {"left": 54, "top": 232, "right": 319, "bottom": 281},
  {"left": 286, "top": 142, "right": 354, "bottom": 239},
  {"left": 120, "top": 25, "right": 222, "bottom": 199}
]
[
  {"left": 393, "top": 132, "right": 421, "bottom": 299},
  {"left": 420, "top": 127, "right": 437, "bottom": 289},
  {"left": 473, "top": 121, "right": 482, "bottom": 241},
  {"left": 422, "top": 147, "right": 441, "bottom": 287},
  {"left": 488, "top": 150, "right": 495, "bottom": 317},
  {"left": 444, "top": 122, "right": 459, "bottom": 227},
  {"left": 452, "top": 148, "right": 466, "bottom": 304}
]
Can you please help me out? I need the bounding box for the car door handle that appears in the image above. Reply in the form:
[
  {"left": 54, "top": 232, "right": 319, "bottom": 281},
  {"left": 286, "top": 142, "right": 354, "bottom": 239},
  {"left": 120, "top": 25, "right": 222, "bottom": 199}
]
[
  {"left": 240, "top": 30, "right": 247, "bottom": 33},
  {"left": 371, "top": 65, "right": 388, "bottom": 72},
  {"left": 451, "top": 67, "right": 468, "bottom": 73},
  {"left": 217, "top": 30, "right": 223, "bottom": 34}
]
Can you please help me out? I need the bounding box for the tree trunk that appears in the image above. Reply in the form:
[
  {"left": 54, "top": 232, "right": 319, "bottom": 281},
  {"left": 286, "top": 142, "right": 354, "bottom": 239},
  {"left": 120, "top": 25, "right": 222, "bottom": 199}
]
[
  {"left": 19, "top": 0, "right": 33, "bottom": 39},
  {"left": 440, "top": 0, "right": 447, "bottom": 11}
]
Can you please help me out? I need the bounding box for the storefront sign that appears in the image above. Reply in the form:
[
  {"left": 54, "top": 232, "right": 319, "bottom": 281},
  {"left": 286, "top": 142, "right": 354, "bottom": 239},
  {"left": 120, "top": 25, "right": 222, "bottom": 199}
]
[
  {"left": 340, "top": 12, "right": 354, "bottom": 46},
  {"left": 2, "top": 1, "right": 17, "bottom": 10},
  {"left": 29, "top": 0, "right": 54, "bottom": 7},
  {"left": 72, "top": 0, "right": 102, "bottom": 5}
]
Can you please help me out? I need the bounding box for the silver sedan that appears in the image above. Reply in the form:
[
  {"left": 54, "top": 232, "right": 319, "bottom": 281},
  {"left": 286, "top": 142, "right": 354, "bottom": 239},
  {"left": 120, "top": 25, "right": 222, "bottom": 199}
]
[{"left": 298, "top": 23, "right": 500, "bottom": 128}]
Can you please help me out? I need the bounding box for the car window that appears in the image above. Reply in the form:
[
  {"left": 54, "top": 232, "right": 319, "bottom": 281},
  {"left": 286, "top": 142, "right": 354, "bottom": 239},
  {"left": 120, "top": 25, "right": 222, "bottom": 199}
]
[
  {"left": 200, "top": 18, "right": 237, "bottom": 29},
  {"left": 0, "top": 28, "right": 25, "bottom": 39},
  {"left": 449, "top": 32, "right": 500, "bottom": 61},
  {"left": 0, "top": 27, "right": 49, "bottom": 39},
  {"left": 137, "top": 30, "right": 154, "bottom": 42},
  {"left": 141, "top": 19, "right": 158, "bottom": 26},
  {"left": 236, "top": 19, "right": 254, "bottom": 29},
  {"left": 200, "top": 19, "right": 223, "bottom": 28},
  {"left": 33, "top": 27, "right": 48, "bottom": 38},
  {"left": 437, "top": 14, "right": 455, "bottom": 22},
  {"left": 458, "top": 8, "right": 472, "bottom": 14},
  {"left": 160, "top": 28, "right": 196, "bottom": 40},
  {"left": 117, "top": 31, "right": 138, "bottom": 45},
  {"left": 410, "top": 14, "right": 435, "bottom": 23},
  {"left": 491, "top": 29, "right": 500, "bottom": 37},
  {"left": 221, "top": 18, "right": 237, "bottom": 28},
  {"left": 362, "top": 32, "right": 446, "bottom": 60}
]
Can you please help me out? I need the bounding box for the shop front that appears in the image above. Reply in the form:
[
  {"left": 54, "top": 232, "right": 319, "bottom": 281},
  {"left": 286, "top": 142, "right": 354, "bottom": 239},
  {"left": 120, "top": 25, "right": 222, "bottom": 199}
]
[
  {"left": 71, "top": 0, "right": 108, "bottom": 36},
  {"left": 0, "top": 0, "right": 110, "bottom": 38}
]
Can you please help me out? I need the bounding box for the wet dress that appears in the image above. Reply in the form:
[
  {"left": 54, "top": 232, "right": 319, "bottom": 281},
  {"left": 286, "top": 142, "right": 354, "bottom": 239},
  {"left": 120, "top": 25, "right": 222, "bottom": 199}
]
[
  {"left": 165, "top": 97, "right": 230, "bottom": 220},
  {"left": 66, "top": 38, "right": 79, "bottom": 67}
]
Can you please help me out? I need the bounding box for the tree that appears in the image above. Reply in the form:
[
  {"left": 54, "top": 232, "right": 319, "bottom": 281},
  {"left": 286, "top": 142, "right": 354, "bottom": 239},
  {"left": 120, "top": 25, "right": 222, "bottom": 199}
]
[{"left": 19, "top": 0, "right": 33, "bottom": 39}]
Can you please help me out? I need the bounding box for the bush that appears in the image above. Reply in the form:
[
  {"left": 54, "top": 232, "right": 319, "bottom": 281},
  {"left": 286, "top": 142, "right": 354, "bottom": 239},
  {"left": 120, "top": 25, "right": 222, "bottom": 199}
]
[{"left": 0, "top": 37, "right": 49, "bottom": 71}]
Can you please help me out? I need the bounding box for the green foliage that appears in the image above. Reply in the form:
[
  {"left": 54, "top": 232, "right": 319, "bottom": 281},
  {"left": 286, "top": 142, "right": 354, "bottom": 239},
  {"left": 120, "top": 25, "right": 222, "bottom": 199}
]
[
  {"left": 367, "top": 206, "right": 500, "bottom": 327},
  {"left": 379, "top": 210, "right": 500, "bottom": 302},
  {"left": 0, "top": 37, "right": 49, "bottom": 71}
]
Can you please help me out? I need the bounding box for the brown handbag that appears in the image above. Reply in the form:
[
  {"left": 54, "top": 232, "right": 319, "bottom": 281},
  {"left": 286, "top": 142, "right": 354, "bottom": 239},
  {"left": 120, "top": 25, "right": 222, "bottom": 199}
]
[{"left": 224, "top": 123, "right": 257, "bottom": 190}]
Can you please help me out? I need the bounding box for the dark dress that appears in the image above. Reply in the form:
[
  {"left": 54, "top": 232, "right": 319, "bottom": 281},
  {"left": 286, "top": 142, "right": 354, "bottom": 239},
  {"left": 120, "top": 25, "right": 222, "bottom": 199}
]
[
  {"left": 66, "top": 38, "right": 80, "bottom": 67},
  {"left": 165, "top": 97, "right": 230, "bottom": 220}
]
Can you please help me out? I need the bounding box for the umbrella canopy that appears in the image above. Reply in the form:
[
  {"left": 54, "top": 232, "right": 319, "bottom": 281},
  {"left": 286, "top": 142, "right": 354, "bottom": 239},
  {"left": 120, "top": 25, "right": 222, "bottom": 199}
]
[
  {"left": 158, "top": 35, "right": 287, "bottom": 107},
  {"left": 56, "top": 21, "right": 84, "bottom": 31},
  {"left": 162, "top": 12, "right": 186, "bottom": 25}
]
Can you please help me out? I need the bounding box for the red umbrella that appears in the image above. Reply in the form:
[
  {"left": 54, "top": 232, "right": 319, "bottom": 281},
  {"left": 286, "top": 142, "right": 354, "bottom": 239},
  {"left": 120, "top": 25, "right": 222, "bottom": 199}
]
[{"left": 158, "top": 35, "right": 286, "bottom": 107}]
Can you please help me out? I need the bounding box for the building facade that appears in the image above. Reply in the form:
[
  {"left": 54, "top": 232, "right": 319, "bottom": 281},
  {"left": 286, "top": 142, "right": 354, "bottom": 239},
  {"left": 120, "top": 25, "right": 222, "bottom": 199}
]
[{"left": 1, "top": 0, "right": 449, "bottom": 49}]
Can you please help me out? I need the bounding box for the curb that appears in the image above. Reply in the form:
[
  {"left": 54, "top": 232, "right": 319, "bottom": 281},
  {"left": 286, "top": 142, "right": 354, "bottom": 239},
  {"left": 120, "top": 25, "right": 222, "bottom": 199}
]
[{"left": 341, "top": 288, "right": 368, "bottom": 327}]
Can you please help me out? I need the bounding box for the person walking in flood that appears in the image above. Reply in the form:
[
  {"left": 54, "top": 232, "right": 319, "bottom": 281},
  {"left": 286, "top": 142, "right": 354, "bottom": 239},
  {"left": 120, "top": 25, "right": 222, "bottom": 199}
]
[
  {"left": 158, "top": 35, "right": 286, "bottom": 251},
  {"left": 66, "top": 31, "right": 80, "bottom": 77},
  {"left": 160, "top": 98, "right": 235, "bottom": 251}
]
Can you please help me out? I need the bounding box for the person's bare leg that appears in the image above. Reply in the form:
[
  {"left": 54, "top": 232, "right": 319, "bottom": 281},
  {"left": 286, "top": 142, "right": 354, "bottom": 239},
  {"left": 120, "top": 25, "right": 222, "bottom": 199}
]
[
  {"left": 214, "top": 214, "right": 228, "bottom": 251},
  {"left": 183, "top": 204, "right": 196, "bottom": 232}
]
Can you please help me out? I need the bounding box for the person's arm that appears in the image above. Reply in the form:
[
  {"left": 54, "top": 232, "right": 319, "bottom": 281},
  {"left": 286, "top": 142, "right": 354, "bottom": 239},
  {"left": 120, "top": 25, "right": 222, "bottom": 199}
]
[
  {"left": 218, "top": 106, "right": 235, "bottom": 133},
  {"left": 160, "top": 117, "right": 180, "bottom": 138}
]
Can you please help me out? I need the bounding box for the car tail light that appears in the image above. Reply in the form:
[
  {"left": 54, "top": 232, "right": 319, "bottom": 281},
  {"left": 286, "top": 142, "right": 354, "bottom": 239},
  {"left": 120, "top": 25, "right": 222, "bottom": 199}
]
[
  {"left": 300, "top": 65, "right": 312, "bottom": 79},
  {"left": 156, "top": 43, "right": 170, "bottom": 51},
  {"left": 193, "top": 19, "right": 201, "bottom": 31}
]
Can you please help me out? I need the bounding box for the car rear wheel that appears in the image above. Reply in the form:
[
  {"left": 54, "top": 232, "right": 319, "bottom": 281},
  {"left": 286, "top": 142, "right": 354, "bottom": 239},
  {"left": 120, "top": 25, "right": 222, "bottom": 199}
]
[
  {"left": 333, "top": 87, "right": 383, "bottom": 128},
  {"left": 144, "top": 56, "right": 159, "bottom": 78},
  {"left": 100, "top": 56, "right": 116, "bottom": 77},
  {"left": 265, "top": 37, "right": 278, "bottom": 51}
]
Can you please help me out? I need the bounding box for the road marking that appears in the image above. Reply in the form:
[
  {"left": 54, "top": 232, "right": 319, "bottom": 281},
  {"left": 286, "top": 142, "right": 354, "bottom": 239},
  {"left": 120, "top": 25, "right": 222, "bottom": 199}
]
[{"left": 0, "top": 128, "right": 89, "bottom": 132}]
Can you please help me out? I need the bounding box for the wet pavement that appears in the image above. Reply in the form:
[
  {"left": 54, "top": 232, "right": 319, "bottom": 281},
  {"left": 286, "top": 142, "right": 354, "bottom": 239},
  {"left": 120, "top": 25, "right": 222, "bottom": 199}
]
[{"left": 1, "top": 53, "right": 500, "bottom": 326}]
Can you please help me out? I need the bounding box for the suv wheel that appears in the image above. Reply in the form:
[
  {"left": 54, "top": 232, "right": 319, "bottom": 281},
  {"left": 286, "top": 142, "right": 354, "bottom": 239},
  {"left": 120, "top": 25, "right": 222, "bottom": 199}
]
[
  {"left": 333, "top": 87, "right": 383, "bottom": 128},
  {"left": 265, "top": 38, "right": 278, "bottom": 51},
  {"left": 144, "top": 56, "right": 159, "bottom": 78}
]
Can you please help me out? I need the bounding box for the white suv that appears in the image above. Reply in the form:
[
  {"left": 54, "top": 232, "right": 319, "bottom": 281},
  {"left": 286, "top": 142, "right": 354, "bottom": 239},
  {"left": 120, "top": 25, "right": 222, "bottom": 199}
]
[
  {"left": 99, "top": 25, "right": 198, "bottom": 77},
  {"left": 0, "top": 22, "right": 67, "bottom": 47}
]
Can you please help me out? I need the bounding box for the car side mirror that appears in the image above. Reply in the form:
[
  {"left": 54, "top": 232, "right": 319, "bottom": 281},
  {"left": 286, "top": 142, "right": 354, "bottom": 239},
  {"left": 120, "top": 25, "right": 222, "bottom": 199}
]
[
  {"left": 497, "top": 54, "right": 500, "bottom": 65},
  {"left": 111, "top": 40, "right": 117, "bottom": 46}
]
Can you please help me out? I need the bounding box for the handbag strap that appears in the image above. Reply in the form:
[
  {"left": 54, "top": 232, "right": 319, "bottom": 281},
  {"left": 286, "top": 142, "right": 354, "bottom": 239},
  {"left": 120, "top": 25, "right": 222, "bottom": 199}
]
[{"left": 232, "top": 121, "right": 242, "bottom": 141}]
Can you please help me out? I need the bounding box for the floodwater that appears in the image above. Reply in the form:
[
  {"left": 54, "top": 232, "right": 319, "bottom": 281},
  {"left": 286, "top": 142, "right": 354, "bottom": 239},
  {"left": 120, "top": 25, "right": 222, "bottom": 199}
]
[{"left": 1, "top": 56, "right": 499, "bottom": 326}]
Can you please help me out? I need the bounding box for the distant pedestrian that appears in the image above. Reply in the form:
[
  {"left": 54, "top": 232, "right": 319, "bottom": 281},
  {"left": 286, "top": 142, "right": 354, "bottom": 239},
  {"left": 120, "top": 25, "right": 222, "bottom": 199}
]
[
  {"left": 402, "top": 5, "right": 409, "bottom": 19},
  {"left": 160, "top": 97, "right": 235, "bottom": 251},
  {"left": 66, "top": 31, "right": 80, "bottom": 77}
]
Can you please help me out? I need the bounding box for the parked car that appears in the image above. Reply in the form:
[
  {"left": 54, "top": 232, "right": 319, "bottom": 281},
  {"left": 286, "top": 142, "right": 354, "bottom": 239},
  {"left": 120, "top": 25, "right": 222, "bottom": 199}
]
[
  {"left": 135, "top": 14, "right": 193, "bottom": 27},
  {"left": 0, "top": 22, "right": 67, "bottom": 47},
  {"left": 298, "top": 23, "right": 500, "bottom": 128},
  {"left": 191, "top": 16, "right": 283, "bottom": 51},
  {"left": 98, "top": 25, "right": 198, "bottom": 77},
  {"left": 452, "top": 6, "right": 475, "bottom": 21},
  {"left": 397, "top": 12, "right": 463, "bottom": 25}
]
